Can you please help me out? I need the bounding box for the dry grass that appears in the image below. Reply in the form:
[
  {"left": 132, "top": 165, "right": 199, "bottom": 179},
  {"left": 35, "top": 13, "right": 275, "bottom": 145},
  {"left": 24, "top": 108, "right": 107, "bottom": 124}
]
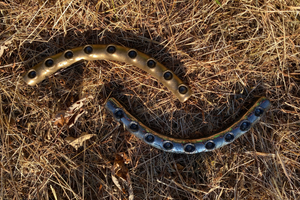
[{"left": 1, "top": 0, "right": 300, "bottom": 199}]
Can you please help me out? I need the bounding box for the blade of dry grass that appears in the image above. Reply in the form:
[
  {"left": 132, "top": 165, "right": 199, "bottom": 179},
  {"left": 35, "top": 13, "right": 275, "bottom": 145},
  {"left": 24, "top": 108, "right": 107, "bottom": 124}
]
[{"left": 0, "top": 0, "right": 300, "bottom": 199}]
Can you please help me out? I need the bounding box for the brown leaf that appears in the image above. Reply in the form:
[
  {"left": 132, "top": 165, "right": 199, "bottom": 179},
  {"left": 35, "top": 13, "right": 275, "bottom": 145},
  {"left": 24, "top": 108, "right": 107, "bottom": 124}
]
[
  {"left": 52, "top": 95, "right": 93, "bottom": 128},
  {"left": 0, "top": 45, "right": 8, "bottom": 58},
  {"left": 65, "top": 132, "right": 96, "bottom": 150},
  {"left": 113, "top": 153, "right": 129, "bottom": 181},
  {"left": 111, "top": 175, "right": 123, "bottom": 193},
  {"left": 66, "top": 109, "right": 87, "bottom": 128},
  {"left": 176, "top": 163, "right": 185, "bottom": 170},
  {"left": 98, "top": 184, "right": 103, "bottom": 194},
  {"left": 119, "top": 152, "right": 131, "bottom": 164},
  {"left": 53, "top": 111, "right": 66, "bottom": 128},
  {"left": 111, "top": 154, "right": 134, "bottom": 199}
]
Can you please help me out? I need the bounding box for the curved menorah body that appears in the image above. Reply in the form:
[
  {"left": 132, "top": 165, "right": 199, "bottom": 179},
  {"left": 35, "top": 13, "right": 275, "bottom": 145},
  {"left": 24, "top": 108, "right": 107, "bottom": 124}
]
[
  {"left": 106, "top": 97, "right": 271, "bottom": 154},
  {"left": 23, "top": 44, "right": 192, "bottom": 102},
  {"left": 23, "top": 43, "right": 270, "bottom": 153}
]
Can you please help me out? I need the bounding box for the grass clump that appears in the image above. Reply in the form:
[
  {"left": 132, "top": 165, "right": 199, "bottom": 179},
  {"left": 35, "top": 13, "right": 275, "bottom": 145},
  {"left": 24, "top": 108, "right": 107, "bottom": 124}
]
[{"left": 0, "top": 0, "right": 300, "bottom": 199}]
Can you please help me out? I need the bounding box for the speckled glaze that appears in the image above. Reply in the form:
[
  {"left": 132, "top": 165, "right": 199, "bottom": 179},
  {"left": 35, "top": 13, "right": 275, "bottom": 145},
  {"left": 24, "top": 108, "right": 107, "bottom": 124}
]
[
  {"left": 23, "top": 44, "right": 192, "bottom": 102},
  {"left": 106, "top": 97, "right": 271, "bottom": 154}
]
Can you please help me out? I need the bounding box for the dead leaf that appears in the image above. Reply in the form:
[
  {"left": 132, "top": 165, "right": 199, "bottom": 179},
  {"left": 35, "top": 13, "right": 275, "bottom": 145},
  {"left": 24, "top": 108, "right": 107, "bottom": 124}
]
[
  {"left": 111, "top": 174, "right": 124, "bottom": 193},
  {"left": 66, "top": 109, "right": 87, "bottom": 128},
  {"left": 53, "top": 95, "right": 93, "bottom": 128},
  {"left": 113, "top": 153, "right": 129, "bottom": 181},
  {"left": 53, "top": 111, "right": 67, "bottom": 127},
  {"left": 176, "top": 163, "right": 185, "bottom": 170},
  {"left": 0, "top": 39, "right": 12, "bottom": 58},
  {"left": 98, "top": 184, "right": 103, "bottom": 195},
  {"left": 119, "top": 152, "right": 131, "bottom": 164},
  {"left": 0, "top": 45, "right": 7, "bottom": 58},
  {"left": 111, "top": 153, "right": 134, "bottom": 199},
  {"left": 0, "top": 2, "right": 9, "bottom": 6},
  {"left": 65, "top": 132, "right": 96, "bottom": 150},
  {"left": 127, "top": 173, "right": 134, "bottom": 200},
  {"left": 98, "top": 184, "right": 103, "bottom": 192}
]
